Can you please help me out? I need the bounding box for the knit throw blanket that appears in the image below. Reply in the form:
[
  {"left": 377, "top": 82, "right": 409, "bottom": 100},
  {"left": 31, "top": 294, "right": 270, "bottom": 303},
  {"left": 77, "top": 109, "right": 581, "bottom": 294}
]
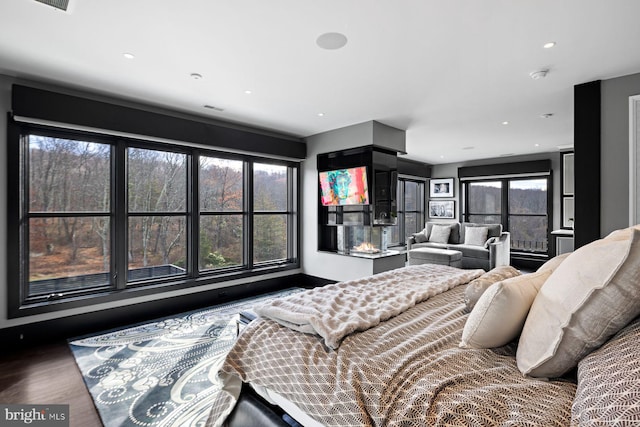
[{"left": 254, "top": 264, "right": 483, "bottom": 349}]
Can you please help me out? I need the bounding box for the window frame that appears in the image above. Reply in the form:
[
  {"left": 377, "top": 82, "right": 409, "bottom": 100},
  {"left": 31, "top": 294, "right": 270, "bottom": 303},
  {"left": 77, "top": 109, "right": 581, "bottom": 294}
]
[
  {"left": 7, "top": 119, "right": 300, "bottom": 318},
  {"left": 391, "top": 177, "right": 426, "bottom": 247},
  {"left": 461, "top": 174, "right": 552, "bottom": 256}
]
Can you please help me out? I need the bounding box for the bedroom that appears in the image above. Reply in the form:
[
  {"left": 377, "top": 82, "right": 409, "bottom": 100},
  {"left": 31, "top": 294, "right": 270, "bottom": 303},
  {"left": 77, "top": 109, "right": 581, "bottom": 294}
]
[{"left": 1, "top": 1, "right": 640, "bottom": 426}]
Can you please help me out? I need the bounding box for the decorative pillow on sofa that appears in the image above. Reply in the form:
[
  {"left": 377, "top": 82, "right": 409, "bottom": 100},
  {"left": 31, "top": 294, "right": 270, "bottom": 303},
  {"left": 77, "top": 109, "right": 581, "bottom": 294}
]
[
  {"left": 413, "top": 232, "right": 428, "bottom": 243},
  {"left": 516, "top": 227, "right": 640, "bottom": 378},
  {"left": 460, "top": 270, "right": 551, "bottom": 349},
  {"left": 463, "top": 265, "right": 521, "bottom": 312},
  {"left": 464, "top": 226, "right": 489, "bottom": 246},
  {"left": 571, "top": 315, "right": 640, "bottom": 425},
  {"left": 428, "top": 224, "right": 451, "bottom": 244}
]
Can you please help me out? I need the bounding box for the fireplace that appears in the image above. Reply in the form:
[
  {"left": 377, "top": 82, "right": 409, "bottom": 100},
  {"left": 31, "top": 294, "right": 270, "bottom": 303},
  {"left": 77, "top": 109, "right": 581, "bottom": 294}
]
[{"left": 336, "top": 225, "right": 390, "bottom": 257}]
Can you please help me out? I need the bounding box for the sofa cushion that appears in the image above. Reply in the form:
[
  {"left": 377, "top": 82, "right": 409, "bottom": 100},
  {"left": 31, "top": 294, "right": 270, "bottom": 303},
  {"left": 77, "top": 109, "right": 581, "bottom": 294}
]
[
  {"left": 517, "top": 227, "right": 640, "bottom": 378},
  {"left": 464, "top": 226, "right": 489, "bottom": 246},
  {"left": 428, "top": 224, "right": 452, "bottom": 243},
  {"left": 452, "top": 244, "right": 491, "bottom": 260},
  {"left": 460, "top": 269, "right": 551, "bottom": 349},
  {"left": 413, "top": 232, "right": 428, "bottom": 243},
  {"left": 464, "top": 265, "right": 521, "bottom": 312},
  {"left": 460, "top": 223, "right": 502, "bottom": 243},
  {"left": 424, "top": 222, "right": 460, "bottom": 244}
]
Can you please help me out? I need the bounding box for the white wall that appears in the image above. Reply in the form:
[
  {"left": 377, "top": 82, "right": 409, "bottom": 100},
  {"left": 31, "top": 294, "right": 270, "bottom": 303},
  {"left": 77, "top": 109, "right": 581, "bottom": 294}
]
[{"left": 0, "top": 74, "right": 301, "bottom": 330}]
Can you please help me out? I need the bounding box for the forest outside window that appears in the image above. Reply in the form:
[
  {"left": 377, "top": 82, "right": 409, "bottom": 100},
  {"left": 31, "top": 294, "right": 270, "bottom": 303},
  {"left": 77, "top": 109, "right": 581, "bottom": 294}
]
[{"left": 10, "top": 123, "right": 299, "bottom": 316}]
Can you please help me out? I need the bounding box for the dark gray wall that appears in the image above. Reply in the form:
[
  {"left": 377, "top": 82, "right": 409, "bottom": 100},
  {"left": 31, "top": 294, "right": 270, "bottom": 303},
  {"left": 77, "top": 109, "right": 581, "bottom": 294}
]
[{"left": 601, "top": 72, "right": 640, "bottom": 235}]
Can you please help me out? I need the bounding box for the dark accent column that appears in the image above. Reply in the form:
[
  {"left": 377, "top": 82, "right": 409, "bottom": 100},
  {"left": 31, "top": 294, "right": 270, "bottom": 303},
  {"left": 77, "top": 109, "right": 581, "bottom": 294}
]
[{"left": 574, "top": 81, "right": 601, "bottom": 248}]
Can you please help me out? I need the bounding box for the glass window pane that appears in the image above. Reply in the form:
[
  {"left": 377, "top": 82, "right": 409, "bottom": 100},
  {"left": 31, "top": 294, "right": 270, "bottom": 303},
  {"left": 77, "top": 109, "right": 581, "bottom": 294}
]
[
  {"left": 468, "top": 181, "right": 502, "bottom": 214},
  {"left": 128, "top": 216, "right": 186, "bottom": 281},
  {"left": 28, "top": 217, "right": 110, "bottom": 296},
  {"left": 404, "top": 181, "right": 418, "bottom": 211},
  {"left": 254, "top": 163, "right": 287, "bottom": 211},
  {"left": 509, "top": 216, "right": 548, "bottom": 253},
  {"left": 199, "top": 215, "right": 243, "bottom": 270},
  {"left": 388, "top": 225, "right": 400, "bottom": 247},
  {"left": 29, "top": 135, "right": 110, "bottom": 212},
  {"left": 468, "top": 214, "right": 501, "bottom": 224},
  {"left": 404, "top": 212, "right": 419, "bottom": 239},
  {"left": 253, "top": 214, "right": 287, "bottom": 263},
  {"left": 199, "top": 157, "right": 243, "bottom": 212},
  {"left": 509, "top": 179, "right": 547, "bottom": 214},
  {"left": 128, "top": 148, "right": 186, "bottom": 212}
]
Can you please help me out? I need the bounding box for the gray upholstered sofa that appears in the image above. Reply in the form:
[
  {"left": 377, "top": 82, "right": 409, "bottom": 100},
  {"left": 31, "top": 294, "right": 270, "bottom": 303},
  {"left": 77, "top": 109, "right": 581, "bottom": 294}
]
[{"left": 407, "top": 222, "right": 511, "bottom": 270}]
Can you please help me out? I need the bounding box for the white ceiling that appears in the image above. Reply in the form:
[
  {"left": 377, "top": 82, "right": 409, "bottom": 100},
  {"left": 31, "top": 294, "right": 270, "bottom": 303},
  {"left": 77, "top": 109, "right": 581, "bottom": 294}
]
[{"left": 2, "top": 1, "right": 640, "bottom": 164}]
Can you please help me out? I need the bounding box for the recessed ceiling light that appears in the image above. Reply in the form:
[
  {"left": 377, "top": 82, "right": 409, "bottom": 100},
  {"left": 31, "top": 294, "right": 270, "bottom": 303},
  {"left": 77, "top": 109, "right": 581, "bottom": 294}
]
[
  {"left": 190, "top": 73, "right": 203, "bottom": 80},
  {"left": 316, "top": 32, "right": 348, "bottom": 50},
  {"left": 502, "top": 121, "right": 509, "bottom": 125},
  {"left": 317, "top": 112, "right": 325, "bottom": 117},
  {"left": 439, "top": 155, "right": 445, "bottom": 159},
  {"left": 244, "top": 90, "right": 252, "bottom": 95},
  {"left": 543, "top": 42, "right": 556, "bottom": 49},
  {"left": 535, "top": 143, "right": 540, "bottom": 147},
  {"left": 123, "top": 53, "right": 135, "bottom": 59}
]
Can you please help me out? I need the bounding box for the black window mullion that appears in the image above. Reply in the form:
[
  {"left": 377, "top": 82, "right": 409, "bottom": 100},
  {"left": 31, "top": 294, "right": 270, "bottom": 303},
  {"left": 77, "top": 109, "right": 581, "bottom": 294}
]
[
  {"left": 114, "top": 141, "right": 127, "bottom": 290},
  {"left": 187, "top": 152, "right": 196, "bottom": 279},
  {"left": 246, "top": 161, "right": 253, "bottom": 269}
]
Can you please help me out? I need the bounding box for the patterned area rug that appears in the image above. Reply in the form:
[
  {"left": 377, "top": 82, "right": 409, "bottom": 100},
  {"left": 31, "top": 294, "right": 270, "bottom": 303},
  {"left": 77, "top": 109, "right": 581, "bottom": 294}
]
[{"left": 69, "top": 288, "right": 304, "bottom": 427}]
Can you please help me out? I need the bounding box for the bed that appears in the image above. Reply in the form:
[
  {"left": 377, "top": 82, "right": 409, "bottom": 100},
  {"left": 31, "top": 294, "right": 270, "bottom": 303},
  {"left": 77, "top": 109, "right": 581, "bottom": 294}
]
[{"left": 207, "top": 226, "right": 640, "bottom": 426}]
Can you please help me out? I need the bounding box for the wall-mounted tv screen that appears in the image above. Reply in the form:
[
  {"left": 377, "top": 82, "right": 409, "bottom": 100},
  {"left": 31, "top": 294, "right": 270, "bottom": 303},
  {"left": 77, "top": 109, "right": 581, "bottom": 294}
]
[{"left": 319, "top": 166, "right": 370, "bottom": 206}]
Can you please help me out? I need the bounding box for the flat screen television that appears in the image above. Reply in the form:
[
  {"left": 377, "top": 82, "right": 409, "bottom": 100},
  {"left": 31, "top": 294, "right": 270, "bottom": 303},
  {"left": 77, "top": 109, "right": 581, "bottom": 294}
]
[{"left": 319, "top": 166, "right": 370, "bottom": 206}]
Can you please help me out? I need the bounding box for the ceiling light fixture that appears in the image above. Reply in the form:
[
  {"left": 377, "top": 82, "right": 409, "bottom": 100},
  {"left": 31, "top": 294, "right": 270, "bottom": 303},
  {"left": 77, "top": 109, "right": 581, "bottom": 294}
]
[
  {"left": 123, "top": 53, "right": 135, "bottom": 59},
  {"left": 190, "top": 73, "right": 203, "bottom": 80},
  {"left": 244, "top": 90, "right": 252, "bottom": 95},
  {"left": 543, "top": 42, "right": 556, "bottom": 49},
  {"left": 529, "top": 69, "right": 549, "bottom": 80},
  {"left": 316, "top": 32, "right": 348, "bottom": 50},
  {"left": 502, "top": 121, "right": 509, "bottom": 125}
]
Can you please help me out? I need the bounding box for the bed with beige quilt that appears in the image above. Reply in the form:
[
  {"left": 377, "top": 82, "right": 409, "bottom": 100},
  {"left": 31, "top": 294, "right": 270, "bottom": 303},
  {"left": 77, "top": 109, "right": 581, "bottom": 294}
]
[{"left": 207, "top": 226, "right": 640, "bottom": 426}]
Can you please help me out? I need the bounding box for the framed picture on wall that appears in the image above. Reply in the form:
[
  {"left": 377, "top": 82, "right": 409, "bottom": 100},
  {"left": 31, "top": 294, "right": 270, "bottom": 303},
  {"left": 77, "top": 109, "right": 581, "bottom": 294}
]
[
  {"left": 429, "top": 200, "right": 455, "bottom": 219},
  {"left": 429, "top": 178, "right": 454, "bottom": 198}
]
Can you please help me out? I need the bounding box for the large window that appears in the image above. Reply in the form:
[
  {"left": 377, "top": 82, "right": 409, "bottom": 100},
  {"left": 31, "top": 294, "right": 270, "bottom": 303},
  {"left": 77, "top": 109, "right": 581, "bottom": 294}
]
[
  {"left": 389, "top": 178, "right": 425, "bottom": 246},
  {"left": 462, "top": 176, "right": 550, "bottom": 255},
  {"left": 10, "top": 124, "right": 299, "bottom": 316}
]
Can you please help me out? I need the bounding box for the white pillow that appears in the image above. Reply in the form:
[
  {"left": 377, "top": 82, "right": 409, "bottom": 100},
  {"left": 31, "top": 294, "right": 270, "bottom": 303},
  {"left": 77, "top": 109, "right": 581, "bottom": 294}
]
[
  {"left": 460, "top": 270, "right": 551, "bottom": 349},
  {"left": 464, "top": 226, "right": 488, "bottom": 246},
  {"left": 463, "top": 266, "right": 521, "bottom": 312},
  {"left": 517, "top": 227, "right": 640, "bottom": 378},
  {"left": 428, "top": 224, "right": 451, "bottom": 244}
]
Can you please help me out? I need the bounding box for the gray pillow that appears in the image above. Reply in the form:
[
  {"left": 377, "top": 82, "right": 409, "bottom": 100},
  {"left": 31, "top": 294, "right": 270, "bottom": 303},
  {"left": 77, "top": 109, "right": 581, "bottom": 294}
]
[
  {"left": 464, "top": 226, "right": 489, "bottom": 246},
  {"left": 428, "top": 224, "right": 451, "bottom": 244},
  {"left": 413, "top": 232, "right": 428, "bottom": 243}
]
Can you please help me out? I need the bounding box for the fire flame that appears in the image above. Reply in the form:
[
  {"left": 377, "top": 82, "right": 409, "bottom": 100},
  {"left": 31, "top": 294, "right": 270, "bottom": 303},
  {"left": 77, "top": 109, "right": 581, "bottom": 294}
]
[{"left": 353, "top": 242, "right": 379, "bottom": 253}]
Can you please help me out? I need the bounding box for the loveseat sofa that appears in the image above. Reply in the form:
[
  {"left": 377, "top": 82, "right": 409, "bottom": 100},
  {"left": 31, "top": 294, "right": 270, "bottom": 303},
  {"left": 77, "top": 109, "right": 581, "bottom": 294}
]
[{"left": 407, "top": 222, "right": 510, "bottom": 270}]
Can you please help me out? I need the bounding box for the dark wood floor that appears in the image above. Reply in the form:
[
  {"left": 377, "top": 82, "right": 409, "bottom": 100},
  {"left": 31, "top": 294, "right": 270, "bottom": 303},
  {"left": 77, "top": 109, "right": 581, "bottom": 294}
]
[{"left": 0, "top": 341, "right": 102, "bottom": 427}]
